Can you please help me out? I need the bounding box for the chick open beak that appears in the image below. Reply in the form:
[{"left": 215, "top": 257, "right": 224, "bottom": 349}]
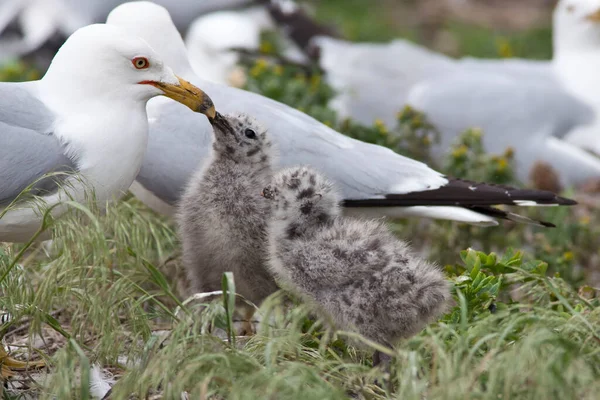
[
  {"left": 144, "top": 76, "right": 216, "bottom": 118},
  {"left": 585, "top": 8, "right": 600, "bottom": 22}
]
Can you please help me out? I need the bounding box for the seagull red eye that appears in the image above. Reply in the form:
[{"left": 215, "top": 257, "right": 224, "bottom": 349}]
[{"left": 132, "top": 57, "right": 149, "bottom": 70}]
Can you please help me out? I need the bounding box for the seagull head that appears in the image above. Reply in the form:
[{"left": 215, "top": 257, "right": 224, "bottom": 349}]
[
  {"left": 106, "top": 1, "right": 266, "bottom": 86},
  {"left": 263, "top": 167, "right": 340, "bottom": 224},
  {"left": 41, "top": 23, "right": 215, "bottom": 118},
  {"left": 185, "top": 11, "right": 264, "bottom": 84},
  {"left": 209, "top": 112, "right": 272, "bottom": 164},
  {"left": 554, "top": 0, "right": 600, "bottom": 52},
  {"left": 106, "top": 1, "right": 194, "bottom": 78}
]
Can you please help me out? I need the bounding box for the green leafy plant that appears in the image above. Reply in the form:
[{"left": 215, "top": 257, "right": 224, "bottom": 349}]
[
  {"left": 0, "top": 60, "right": 39, "bottom": 82},
  {"left": 443, "top": 128, "right": 517, "bottom": 185}
]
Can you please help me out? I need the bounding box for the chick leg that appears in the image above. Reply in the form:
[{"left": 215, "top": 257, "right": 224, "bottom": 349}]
[
  {"left": 373, "top": 350, "right": 395, "bottom": 393},
  {"left": 238, "top": 306, "right": 256, "bottom": 336},
  {"left": 1, "top": 346, "right": 45, "bottom": 378},
  {"left": 372, "top": 350, "right": 392, "bottom": 369}
]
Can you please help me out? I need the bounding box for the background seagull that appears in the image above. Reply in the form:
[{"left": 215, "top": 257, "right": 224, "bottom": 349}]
[
  {"left": 0, "top": 23, "right": 215, "bottom": 242},
  {"left": 0, "top": 0, "right": 263, "bottom": 68},
  {"left": 268, "top": 0, "right": 600, "bottom": 189},
  {"left": 185, "top": 7, "right": 275, "bottom": 86},
  {"left": 108, "top": 1, "right": 576, "bottom": 228}
]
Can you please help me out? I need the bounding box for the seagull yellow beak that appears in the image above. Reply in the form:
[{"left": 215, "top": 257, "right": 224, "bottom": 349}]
[
  {"left": 585, "top": 8, "right": 600, "bottom": 22},
  {"left": 143, "top": 76, "right": 216, "bottom": 119}
]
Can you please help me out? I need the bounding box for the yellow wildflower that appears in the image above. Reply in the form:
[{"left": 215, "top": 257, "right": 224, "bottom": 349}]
[
  {"left": 310, "top": 75, "right": 321, "bottom": 88},
  {"left": 496, "top": 158, "right": 508, "bottom": 171},
  {"left": 273, "top": 65, "right": 284, "bottom": 76},
  {"left": 497, "top": 39, "right": 514, "bottom": 58},
  {"left": 452, "top": 144, "right": 468, "bottom": 158},
  {"left": 250, "top": 58, "right": 268, "bottom": 77},
  {"left": 259, "top": 41, "right": 274, "bottom": 54},
  {"left": 374, "top": 119, "right": 388, "bottom": 134}
]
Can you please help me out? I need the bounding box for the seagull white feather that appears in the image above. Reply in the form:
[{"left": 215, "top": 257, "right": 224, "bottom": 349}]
[
  {"left": 108, "top": 1, "right": 577, "bottom": 229},
  {"left": 0, "top": 23, "right": 215, "bottom": 242}
]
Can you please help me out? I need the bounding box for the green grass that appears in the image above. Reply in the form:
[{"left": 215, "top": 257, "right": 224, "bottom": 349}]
[
  {"left": 308, "top": 0, "right": 553, "bottom": 59},
  {"left": 1, "top": 206, "right": 598, "bottom": 398},
  {"left": 309, "top": 0, "right": 417, "bottom": 43}
]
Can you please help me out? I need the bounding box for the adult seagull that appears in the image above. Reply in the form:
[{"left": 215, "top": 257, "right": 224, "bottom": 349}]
[
  {"left": 268, "top": 0, "right": 600, "bottom": 190},
  {"left": 108, "top": 1, "right": 575, "bottom": 228},
  {"left": 0, "top": 23, "right": 215, "bottom": 243},
  {"left": 0, "top": 0, "right": 262, "bottom": 68}
]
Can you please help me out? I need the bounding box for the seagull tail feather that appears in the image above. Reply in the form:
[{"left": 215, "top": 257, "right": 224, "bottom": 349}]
[
  {"left": 344, "top": 177, "right": 576, "bottom": 208},
  {"left": 341, "top": 177, "right": 575, "bottom": 227}
]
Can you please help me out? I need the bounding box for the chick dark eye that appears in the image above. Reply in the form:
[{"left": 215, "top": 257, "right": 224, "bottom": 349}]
[{"left": 245, "top": 128, "right": 257, "bottom": 139}]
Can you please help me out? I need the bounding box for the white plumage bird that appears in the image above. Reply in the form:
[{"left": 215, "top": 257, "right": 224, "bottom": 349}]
[
  {"left": 0, "top": 23, "right": 215, "bottom": 242},
  {"left": 108, "top": 1, "right": 576, "bottom": 229}
]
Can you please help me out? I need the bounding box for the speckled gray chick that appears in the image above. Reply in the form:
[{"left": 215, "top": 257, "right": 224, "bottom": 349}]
[
  {"left": 263, "top": 166, "right": 451, "bottom": 354},
  {"left": 177, "top": 112, "right": 279, "bottom": 318}
]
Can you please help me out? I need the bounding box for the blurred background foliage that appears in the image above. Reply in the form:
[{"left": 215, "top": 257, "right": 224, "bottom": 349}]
[
  {"left": 308, "top": 0, "right": 554, "bottom": 59},
  {"left": 1, "top": 1, "right": 599, "bottom": 398}
]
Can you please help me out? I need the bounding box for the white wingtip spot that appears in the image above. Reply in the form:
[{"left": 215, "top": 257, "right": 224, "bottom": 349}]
[
  {"left": 513, "top": 200, "right": 559, "bottom": 207},
  {"left": 513, "top": 200, "right": 539, "bottom": 206},
  {"left": 389, "top": 175, "right": 448, "bottom": 195}
]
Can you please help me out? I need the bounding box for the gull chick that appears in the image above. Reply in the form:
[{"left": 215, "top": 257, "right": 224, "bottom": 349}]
[
  {"left": 263, "top": 166, "right": 451, "bottom": 364},
  {"left": 178, "top": 112, "right": 278, "bottom": 332}
]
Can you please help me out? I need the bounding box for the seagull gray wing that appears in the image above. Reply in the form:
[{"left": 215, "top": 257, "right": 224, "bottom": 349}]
[
  {"left": 0, "top": 82, "right": 76, "bottom": 206},
  {"left": 140, "top": 79, "right": 575, "bottom": 227},
  {"left": 207, "top": 82, "right": 451, "bottom": 197},
  {"left": 458, "top": 57, "right": 555, "bottom": 81},
  {"left": 140, "top": 81, "right": 449, "bottom": 206},
  {"left": 406, "top": 69, "right": 600, "bottom": 187},
  {"left": 311, "top": 37, "right": 457, "bottom": 126},
  {"left": 143, "top": 80, "right": 575, "bottom": 203}
]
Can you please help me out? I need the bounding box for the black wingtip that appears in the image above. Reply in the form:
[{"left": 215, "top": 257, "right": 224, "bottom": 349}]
[
  {"left": 465, "top": 206, "right": 557, "bottom": 228},
  {"left": 374, "top": 177, "right": 580, "bottom": 207},
  {"left": 554, "top": 196, "right": 577, "bottom": 206}
]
